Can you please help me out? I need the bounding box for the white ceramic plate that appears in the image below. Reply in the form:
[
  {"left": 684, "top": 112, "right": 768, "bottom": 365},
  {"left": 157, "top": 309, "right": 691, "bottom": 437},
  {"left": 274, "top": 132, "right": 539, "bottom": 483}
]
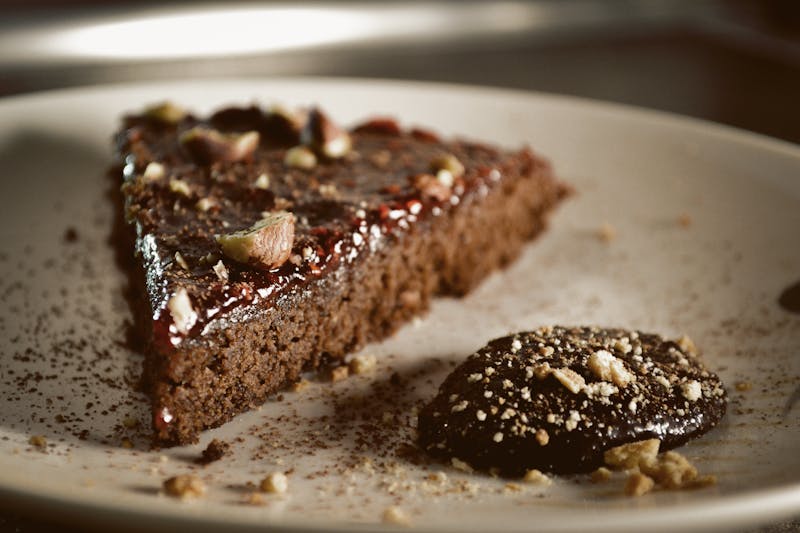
[{"left": 0, "top": 78, "right": 798, "bottom": 532}]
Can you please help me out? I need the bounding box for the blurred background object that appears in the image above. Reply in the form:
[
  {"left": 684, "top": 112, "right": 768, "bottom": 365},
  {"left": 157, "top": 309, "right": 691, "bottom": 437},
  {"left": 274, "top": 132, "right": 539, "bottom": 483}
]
[{"left": 0, "top": 0, "right": 799, "bottom": 142}]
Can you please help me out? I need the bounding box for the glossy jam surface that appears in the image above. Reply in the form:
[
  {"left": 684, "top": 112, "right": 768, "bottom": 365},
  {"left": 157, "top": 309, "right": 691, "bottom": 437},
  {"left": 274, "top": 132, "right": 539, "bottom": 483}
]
[{"left": 117, "top": 107, "right": 541, "bottom": 351}]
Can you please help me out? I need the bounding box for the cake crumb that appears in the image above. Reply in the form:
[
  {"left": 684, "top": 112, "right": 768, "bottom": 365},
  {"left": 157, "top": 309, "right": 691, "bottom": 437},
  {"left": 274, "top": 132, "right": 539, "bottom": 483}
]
[
  {"left": 163, "top": 475, "right": 205, "bottom": 499},
  {"left": 591, "top": 467, "right": 612, "bottom": 483},
  {"left": 260, "top": 472, "right": 288, "bottom": 494},
  {"left": 349, "top": 354, "right": 377, "bottom": 375},
  {"left": 196, "top": 439, "right": 230, "bottom": 465},
  {"left": 735, "top": 381, "right": 752, "bottom": 392},
  {"left": 382, "top": 506, "right": 411, "bottom": 527},
  {"left": 596, "top": 222, "right": 616, "bottom": 243},
  {"left": 625, "top": 472, "right": 655, "bottom": 497},
  {"left": 677, "top": 213, "right": 693, "bottom": 228},
  {"left": 523, "top": 469, "right": 552, "bottom": 486}
]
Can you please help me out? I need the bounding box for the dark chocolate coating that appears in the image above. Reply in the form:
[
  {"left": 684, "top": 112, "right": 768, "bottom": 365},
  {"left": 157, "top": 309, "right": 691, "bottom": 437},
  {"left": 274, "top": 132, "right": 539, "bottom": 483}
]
[{"left": 417, "top": 326, "right": 727, "bottom": 476}]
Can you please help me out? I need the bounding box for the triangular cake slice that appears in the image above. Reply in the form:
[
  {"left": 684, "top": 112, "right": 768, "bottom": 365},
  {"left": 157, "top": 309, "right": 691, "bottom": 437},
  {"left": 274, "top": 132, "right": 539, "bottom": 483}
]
[{"left": 114, "top": 102, "right": 569, "bottom": 445}]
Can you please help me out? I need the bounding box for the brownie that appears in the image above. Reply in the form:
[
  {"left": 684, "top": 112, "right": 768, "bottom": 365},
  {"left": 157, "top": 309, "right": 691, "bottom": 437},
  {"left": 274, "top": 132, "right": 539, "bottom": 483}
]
[
  {"left": 114, "top": 102, "right": 569, "bottom": 445},
  {"left": 417, "top": 326, "right": 727, "bottom": 476}
]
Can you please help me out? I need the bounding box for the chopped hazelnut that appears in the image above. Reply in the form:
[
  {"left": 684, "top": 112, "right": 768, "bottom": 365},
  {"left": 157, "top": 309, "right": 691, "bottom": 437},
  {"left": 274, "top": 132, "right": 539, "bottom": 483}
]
[
  {"left": 166, "top": 288, "right": 197, "bottom": 335},
  {"left": 301, "top": 107, "right": 352, "bottom": 158},
  {"left": 163, "top": 474, "right": 205, "bottom": 499},
  {"left": 535, "top": 428, "right": 550, "bottom": 446},
  {"left": 284, "top": 145, "right": 317, "bottom": 169},
  {"left": 180, "top": 127, "right": 259, "bottom": 165},
  {"left": 216, "top": 211, "right": 295, "bottom": 269}
]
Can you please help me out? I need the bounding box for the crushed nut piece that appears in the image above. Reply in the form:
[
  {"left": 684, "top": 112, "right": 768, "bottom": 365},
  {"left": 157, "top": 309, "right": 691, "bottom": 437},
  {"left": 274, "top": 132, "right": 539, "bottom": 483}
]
[
  {"left": 216, "top": 211, "right": 295, "bottom": 269},
  {"left": 195, "top": 197, "right": 216, "bottom": 212},
  {"left": 143, "top": 162, "right": 165, "bottom": 181},
  {"left": 625, "top": 472, "right": 655, "bottom": 497},
  {"left": 735, "top": 381, "right": 752, "bottom": 392},
  {"left": 604, "top": 439, "right": 661, "bottom": 470},
  {"left": 410, "top": 173, "right": 451, "bottom": 202},
  {"left": 169, "top": 179, "right": 192, "bottom": 198},
  {"left": 382, "top": 506, "right": 411, "bottom": 527},
  {"left": 552, "top": 367, "right": 586, "bottom": 394},
  {"left": 535, "top": 428, "right": 550, "bottom": 446},
  {"left": 163, "top": 475, "right": 205, "bottom": 499},
  {"left": 180, "top": 127, "right": 259, "bottom": 165},
  {"left": 330, "top": 365, "right": 349, "bottom": 382},
  {"left": 591, "top": 467, "right": 613, "bottom": 483},
  {"left": 588, "top": 349, "right": 634, "bottom": 387},
  {"left": 681, "top": 380, "right": 702, "bottom": 402},
  {"left": 642, "top": 450, "right": 697, "bottom": 489},
  {"left": 174, "top": 251, "right": 189, "bottom": 270},
  {"left": 284, "top": 145, "right": 317, "bottom": 169},
  {"left": 28, "top": 435, "right": 47, "bottom": 448},
  {"left": 301, "top": 107, "right": 352, "bottom": 158},
  {"left": 212, "top": 260, "right": 229, "bottom": 282},
  {"left": 254, "top": 173, "right": 270, "bottom": 190},
  {"left": 349, "top": 354, "right": 377, "bottom": 375},
  {"left": 523, "top": 469, "right": 552, "bottom": 486},
  {"left": 259, "top": 471, "right": 288, "bottom": 494},
  {"left": 167, "top": 288, "right": 197, "bottom": 335}
]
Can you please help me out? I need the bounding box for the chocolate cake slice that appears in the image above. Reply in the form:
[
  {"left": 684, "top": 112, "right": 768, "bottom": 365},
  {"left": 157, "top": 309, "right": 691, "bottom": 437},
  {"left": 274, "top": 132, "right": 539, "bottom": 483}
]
[{"left": 114, "top": 102, "right": 569, "bottom": 445}]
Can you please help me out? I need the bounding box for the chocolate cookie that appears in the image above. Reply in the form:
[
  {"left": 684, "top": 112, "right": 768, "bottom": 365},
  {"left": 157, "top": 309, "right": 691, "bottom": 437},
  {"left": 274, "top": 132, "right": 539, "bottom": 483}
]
[{"left": 417, "top": 326, "right": 727, "bottom": 476}]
